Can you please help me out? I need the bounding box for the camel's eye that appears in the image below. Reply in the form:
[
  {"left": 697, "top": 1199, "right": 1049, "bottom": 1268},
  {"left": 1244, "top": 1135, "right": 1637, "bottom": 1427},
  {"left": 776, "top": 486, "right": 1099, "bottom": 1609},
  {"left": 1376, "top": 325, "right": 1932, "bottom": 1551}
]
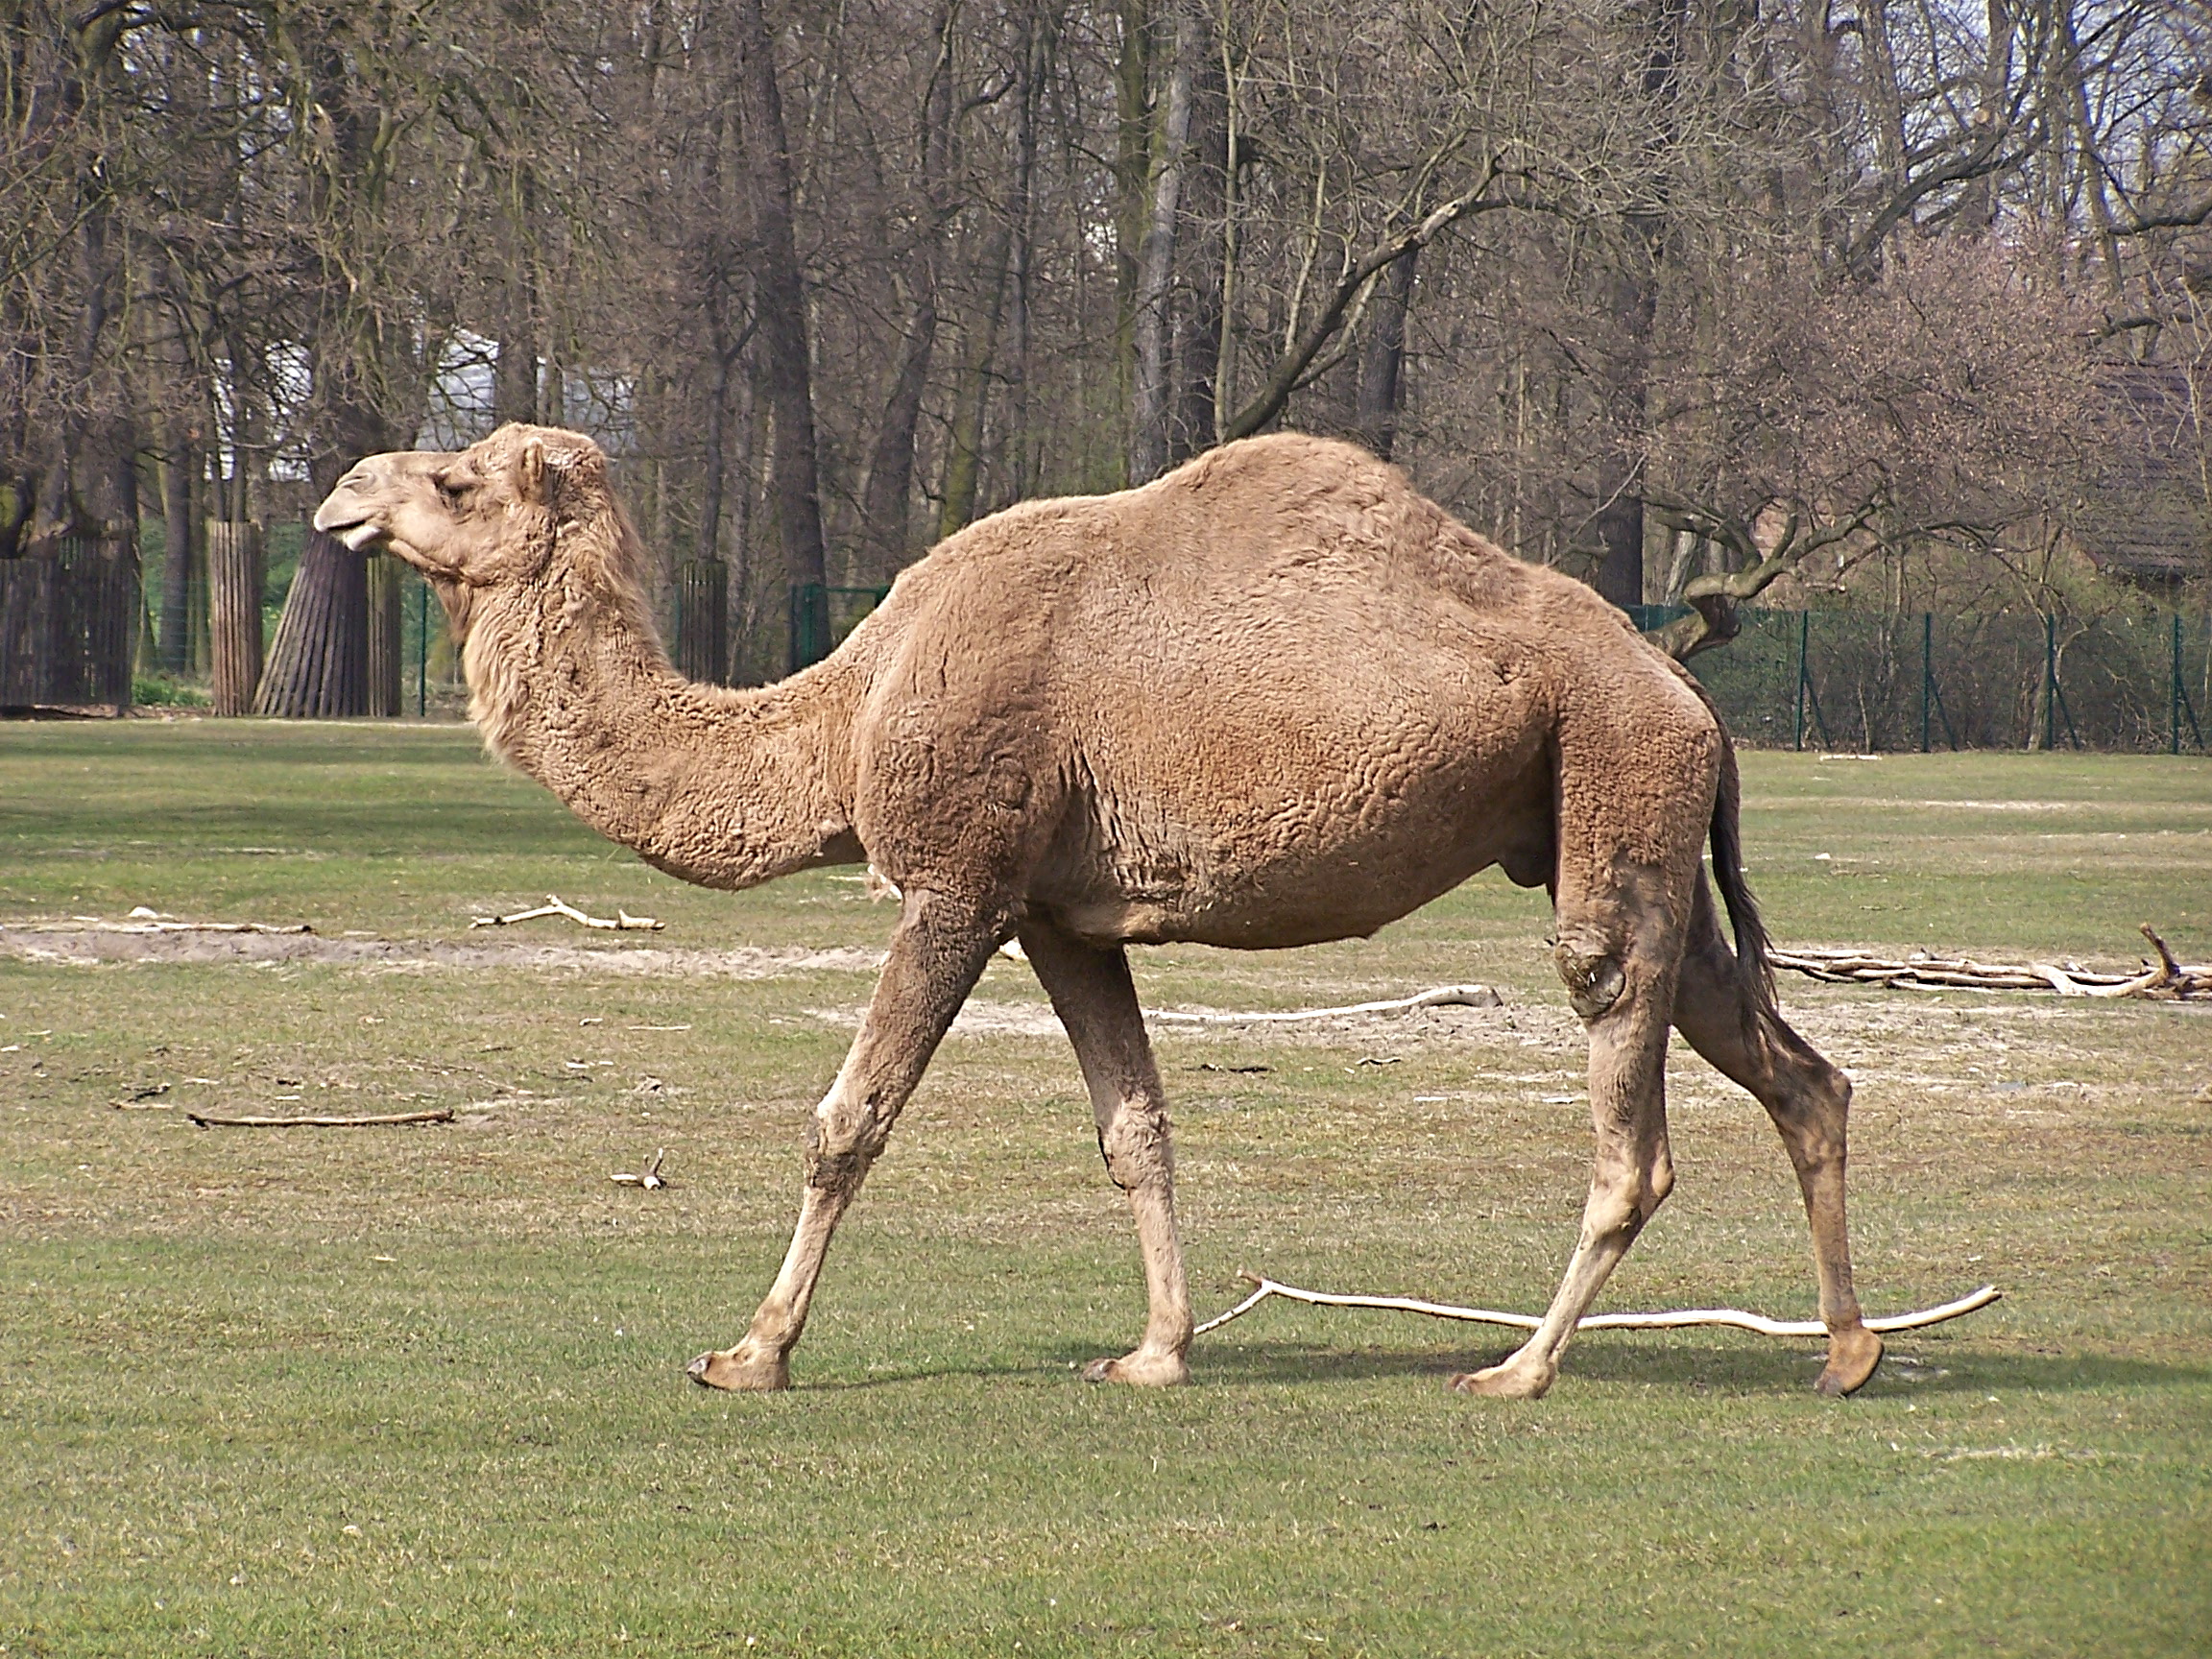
[{"left": 432, "top": 468, "right": 477, "bottom": 507}]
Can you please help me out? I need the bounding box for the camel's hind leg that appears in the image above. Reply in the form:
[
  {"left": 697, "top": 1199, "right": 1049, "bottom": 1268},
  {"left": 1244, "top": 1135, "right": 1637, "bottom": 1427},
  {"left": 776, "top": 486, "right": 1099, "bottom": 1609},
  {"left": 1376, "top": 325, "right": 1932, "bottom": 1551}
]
[
  {"left": 1019, "top": 919, "right": 1192, "bottom": 1385},
  {"left": 688, "top": 887, "right": 1001, "bottom": 1391},
  {"left": 1453, "top": 876, "right": 1686, "bottom": 1401},
  {"left": 1671, "top": 877, "right": 1882, "bottom": 1396}
]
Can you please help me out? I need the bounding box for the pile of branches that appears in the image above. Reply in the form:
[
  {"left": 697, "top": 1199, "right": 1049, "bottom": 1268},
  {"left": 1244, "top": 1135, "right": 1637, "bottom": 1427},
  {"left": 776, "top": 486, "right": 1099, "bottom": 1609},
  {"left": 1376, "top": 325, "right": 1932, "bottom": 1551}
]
[{"left": 1772, "top": 925, "right": 2207, "bottom": 1000}]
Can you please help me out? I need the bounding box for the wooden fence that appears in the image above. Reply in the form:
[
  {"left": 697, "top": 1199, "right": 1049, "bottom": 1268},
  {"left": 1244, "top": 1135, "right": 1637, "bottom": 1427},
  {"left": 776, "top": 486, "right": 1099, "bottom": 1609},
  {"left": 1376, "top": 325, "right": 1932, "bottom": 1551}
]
[{"left": 0, "top": 536, "right": 138, "bottom": 713}]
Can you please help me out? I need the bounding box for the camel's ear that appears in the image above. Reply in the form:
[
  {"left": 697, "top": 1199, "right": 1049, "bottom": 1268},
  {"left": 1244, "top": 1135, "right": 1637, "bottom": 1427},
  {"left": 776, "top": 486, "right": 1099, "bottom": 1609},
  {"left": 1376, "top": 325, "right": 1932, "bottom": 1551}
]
[{"left": 515, "top": 439, "right": 547, "bottom": 503}]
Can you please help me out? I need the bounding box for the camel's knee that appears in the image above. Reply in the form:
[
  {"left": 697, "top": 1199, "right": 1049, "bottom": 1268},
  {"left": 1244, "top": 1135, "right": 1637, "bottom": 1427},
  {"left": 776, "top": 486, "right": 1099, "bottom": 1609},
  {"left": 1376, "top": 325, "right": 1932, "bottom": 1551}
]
[
  {"left": 1553, "top": 939, "right": 1626, "bottom": 1022},
  {"left": 1584, "top": 1149, "right": 1673, "bottom": 1242},
  {"left": 1095, "top": 1099, "right": 1173, "bottom": 1192},
  {"left": 805, "top": 1090, "right": 893, "bottom": 1196}
]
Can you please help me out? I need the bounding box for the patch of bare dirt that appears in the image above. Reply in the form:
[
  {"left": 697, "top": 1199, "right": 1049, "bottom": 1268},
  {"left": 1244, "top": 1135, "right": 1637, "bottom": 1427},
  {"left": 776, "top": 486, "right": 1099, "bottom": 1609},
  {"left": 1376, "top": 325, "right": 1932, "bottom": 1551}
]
[
  {"left": 802, "top": 996, "right": 1539, "bottom": 1046},
  {"left": 0, "top": 923, "right": 885, "bottom": 978}
]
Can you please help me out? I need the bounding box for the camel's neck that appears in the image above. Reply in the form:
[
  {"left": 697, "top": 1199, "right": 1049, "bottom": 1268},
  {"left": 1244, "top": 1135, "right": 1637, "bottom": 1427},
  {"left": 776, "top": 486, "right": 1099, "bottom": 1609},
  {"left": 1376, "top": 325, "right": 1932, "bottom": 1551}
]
[{"left": 461, "top": 535, "right": 864, "bottom": 891}]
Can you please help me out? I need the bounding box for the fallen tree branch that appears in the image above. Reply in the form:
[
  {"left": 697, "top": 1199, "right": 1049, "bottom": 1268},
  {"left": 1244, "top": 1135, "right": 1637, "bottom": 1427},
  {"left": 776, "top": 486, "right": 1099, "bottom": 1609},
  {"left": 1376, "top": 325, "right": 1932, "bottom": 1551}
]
[
  {"left": 186, "top": 1108, "right": 456, "bottom": 1129},
  {"left": 1194, "top": 1271, "right": 2001, "bottom": 1340},
  {"left": 469, "top": 894, "right": 663, "bottom": 932},
  {"left": 1149, "top": 984, "right": 1501, "bottom": 1025},
  {"left": 1774, "top": 925, "right": 2206, "bottom": 999}
]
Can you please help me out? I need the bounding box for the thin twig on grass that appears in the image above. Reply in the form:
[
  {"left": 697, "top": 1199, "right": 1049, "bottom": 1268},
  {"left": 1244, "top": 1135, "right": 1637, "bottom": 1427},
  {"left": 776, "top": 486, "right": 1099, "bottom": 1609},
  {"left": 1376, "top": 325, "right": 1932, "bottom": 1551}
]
[
  {"left": 186, "top": 1108, "right": 456, "bottom": 1129},
  {"left": 1773, "top": 924, "right": 2206, "bottom": 999},
  {"left": 1149, "top": 984, "right": 1501, "bottom": 1024},
  {"left": 611, "top": 1147, "right": 667, "bottom": 1189},
  {"left": 1193, "top": 1271, "right": 2002, "bottom": 1339},
  {"left": 468, "top": 894, "right": 663, "bottom": 931}
]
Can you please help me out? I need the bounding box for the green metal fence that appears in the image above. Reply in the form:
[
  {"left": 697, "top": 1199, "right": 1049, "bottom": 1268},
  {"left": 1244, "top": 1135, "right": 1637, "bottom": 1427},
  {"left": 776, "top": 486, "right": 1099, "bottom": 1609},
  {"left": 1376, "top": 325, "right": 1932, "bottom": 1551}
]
[
  {"left": 788, "top": 582, "right": 891, "bottom": 674},
  {"left": 1629, "top": 606, "right": 2209, "bottom": 754}
]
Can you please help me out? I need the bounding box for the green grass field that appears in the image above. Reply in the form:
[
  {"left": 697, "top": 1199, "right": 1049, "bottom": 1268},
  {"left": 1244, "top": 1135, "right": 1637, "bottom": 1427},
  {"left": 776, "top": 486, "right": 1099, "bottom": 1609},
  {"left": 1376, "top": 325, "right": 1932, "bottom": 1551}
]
[{"left": 3, "top": 721, "right": 2208, "bottom": 1657}]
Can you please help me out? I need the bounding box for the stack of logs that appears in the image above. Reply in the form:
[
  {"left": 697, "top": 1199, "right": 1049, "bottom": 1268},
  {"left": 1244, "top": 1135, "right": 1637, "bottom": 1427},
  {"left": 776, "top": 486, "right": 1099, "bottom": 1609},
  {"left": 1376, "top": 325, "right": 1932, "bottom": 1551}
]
[{"left": 1772, "top": 925, "right": 2207, "bottom": 1000}]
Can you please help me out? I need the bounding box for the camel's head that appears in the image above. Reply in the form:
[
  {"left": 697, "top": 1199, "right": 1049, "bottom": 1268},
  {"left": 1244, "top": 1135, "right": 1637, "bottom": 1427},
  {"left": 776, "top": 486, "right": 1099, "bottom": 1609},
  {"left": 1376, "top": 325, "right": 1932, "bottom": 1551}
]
[{"left": 312, "top": 423, "right": 613, "bottom": 592}]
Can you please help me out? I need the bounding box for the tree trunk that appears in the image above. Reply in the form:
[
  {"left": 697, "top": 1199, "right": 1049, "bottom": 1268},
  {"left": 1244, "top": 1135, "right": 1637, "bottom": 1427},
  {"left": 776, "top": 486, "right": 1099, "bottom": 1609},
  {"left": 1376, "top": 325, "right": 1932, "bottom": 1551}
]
[
  {"left": 1956, "top": 0, "right": 2015, "bottom": 234},
  {"left": 1000, "top": 11, "right": 1046, "bottom": 502},
  {"left": 1169, "top": 34, "right": 1227, "bottom": 468},
  {"left": 862, "top": 278, "right": 939, "bottom": 568},
  {"left": 1128, "top": 0, "right": 1204, "bottom": 484},
  {"left": 1593, "top": 419, "right": 1649, "bottom": 610},
  {"left": 699, "top": 272, "right": 744, "bottom": 570},
  {"left": 493, "top": 176, "right": 541, "bottom": 427},
  {"left": 261, "top": 34, "right": 400, "bottom": 716},
  {"left": 733, "top": 0, "right": 830, "bottom": 633},
  {"left": 1354, "top": 246, "right": 1418, "bottom": 461},
  {"left": 158, "top": 416, "right": 196, "bottom": 673},
  {"left": 1112, "top": 0, "right": 1154, "bottom": 485},
  {"left": 493, "top": 311, "right": 539, "bottom": 427},
  {"left": 206, "top": 519, "right": 263, "bottom": 716},
  {"left": 256, "top": 529, "right": 368, "bottom": 717},
  {"left": 1594, "top": 1, "right": 1682, "bottom": 611},
  {"left": 859, "top": 2, "right": 955, "bottom": 573},
  {"left": 937, "top": 224, "right": 1012, "bottom": 540}
]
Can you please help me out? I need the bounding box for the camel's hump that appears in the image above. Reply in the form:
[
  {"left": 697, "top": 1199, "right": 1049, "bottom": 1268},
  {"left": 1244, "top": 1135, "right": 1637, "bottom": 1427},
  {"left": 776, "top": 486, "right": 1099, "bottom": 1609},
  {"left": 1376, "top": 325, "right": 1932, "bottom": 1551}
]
[{"left": 915, "top": 432, "right": 1489, "bottom": 589}]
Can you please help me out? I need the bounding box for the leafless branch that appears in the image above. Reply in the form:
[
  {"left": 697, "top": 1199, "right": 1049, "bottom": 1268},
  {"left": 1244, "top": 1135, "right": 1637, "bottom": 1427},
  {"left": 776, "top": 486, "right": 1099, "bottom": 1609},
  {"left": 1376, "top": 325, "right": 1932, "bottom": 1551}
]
[
  {"left": 1195, "top": 1271, "right": 2002, "bottom": 1339},
  {"left": 469, "top": 895, "right": 663, "bottom": 931}
]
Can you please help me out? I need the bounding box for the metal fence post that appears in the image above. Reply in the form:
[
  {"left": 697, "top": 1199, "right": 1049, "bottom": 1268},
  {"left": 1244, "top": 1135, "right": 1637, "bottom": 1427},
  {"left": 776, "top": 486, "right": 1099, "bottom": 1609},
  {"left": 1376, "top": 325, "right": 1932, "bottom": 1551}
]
[{"left": 788, "top": 581, "right": 830, "bottom": 674}]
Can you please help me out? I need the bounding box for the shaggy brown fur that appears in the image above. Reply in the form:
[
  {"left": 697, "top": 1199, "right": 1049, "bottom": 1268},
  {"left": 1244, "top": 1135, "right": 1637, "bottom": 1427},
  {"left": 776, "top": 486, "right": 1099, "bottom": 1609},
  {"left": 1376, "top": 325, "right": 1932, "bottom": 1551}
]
[{"left": 315, "top": 423, "right": 1883, "bottom": 1400}]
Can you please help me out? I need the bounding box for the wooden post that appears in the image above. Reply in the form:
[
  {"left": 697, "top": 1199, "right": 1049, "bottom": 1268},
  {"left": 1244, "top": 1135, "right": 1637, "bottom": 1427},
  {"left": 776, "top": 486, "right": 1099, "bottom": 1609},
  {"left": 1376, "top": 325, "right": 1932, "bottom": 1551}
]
[
  {"left": 205, "top": 520, "right": 264, "bottom": 716},
  {"left": 675, "top": 558, "right": 728, "bottom": 685},
  {"left": 256, "top": 528, "right": 369, "bottom": 718},
  {"left": 366, "top": 551, "right": 403, "bottom": 716}
]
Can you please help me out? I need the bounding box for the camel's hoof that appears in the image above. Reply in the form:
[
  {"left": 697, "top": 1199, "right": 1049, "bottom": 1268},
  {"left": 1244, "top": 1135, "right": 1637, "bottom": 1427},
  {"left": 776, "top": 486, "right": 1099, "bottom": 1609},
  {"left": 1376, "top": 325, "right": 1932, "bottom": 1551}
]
[
  {"left": 1080, "top": 1351, "right": 1190, "bottom": 1387},
  {"left": 1814, "top": 1326, "right": 1884, "bottom": 1397},
  {"left": 1449, "top": 1359, "right": 1555, "bottom": 1400},
  {"left": 686, "top": 1348, "right": 790, "bottom": 1391}
]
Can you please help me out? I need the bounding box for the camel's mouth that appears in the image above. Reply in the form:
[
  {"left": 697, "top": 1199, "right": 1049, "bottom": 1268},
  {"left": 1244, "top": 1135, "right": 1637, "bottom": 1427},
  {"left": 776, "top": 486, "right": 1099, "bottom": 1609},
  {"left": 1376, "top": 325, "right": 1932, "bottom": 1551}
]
[{"left": 309, "top": 499, "right": 390, "bottom": 554}]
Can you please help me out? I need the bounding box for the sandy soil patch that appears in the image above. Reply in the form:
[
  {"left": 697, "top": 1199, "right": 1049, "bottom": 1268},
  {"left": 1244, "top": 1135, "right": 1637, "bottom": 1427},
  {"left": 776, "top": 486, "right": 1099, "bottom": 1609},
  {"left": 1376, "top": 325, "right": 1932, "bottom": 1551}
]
[{"left": 0, "top": 922, "right": 885, "bottom": 978}]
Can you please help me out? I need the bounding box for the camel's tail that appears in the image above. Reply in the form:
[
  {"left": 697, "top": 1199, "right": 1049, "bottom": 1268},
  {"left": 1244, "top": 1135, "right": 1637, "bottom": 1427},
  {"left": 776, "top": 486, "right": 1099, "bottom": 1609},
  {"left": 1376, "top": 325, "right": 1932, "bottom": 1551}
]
[{"left": 1687, "top": 677, "right": 1778, "bottom": 1019}]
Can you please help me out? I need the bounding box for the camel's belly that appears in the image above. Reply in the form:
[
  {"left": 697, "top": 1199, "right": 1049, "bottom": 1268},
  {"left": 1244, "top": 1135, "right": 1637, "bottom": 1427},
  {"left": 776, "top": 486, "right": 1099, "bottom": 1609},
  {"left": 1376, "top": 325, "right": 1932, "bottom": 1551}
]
[
  {"left": 1042, "top": 741, "right": 1551, "bottom": 950},
  {"left": 1055, "top": 856, "right": 1479, "bottom": 950}
]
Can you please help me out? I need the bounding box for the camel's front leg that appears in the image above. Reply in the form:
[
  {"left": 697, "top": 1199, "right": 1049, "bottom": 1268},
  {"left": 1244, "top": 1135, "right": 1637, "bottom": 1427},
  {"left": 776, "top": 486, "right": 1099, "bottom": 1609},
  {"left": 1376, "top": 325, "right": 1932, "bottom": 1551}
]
[
  {"left": 1020, "top": 920, "right": 1192, "bottom": 1386},
  {"left": 1454, "top": 925, "right": 1678, "bottom": 1401},
  {"left": 688, "top": 888, "right": 1001, "bottom": 1391}
]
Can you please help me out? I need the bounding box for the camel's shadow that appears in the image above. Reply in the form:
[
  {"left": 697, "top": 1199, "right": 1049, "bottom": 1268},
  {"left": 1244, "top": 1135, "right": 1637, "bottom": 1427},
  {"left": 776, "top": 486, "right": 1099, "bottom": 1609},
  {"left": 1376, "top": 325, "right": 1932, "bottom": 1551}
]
[
  {"left": 720, "top": 1341, "right": 2205, "bottom": 1396},
  {"left": 1183, "top": 1337, "right": 2206, "bottom": 1396}
]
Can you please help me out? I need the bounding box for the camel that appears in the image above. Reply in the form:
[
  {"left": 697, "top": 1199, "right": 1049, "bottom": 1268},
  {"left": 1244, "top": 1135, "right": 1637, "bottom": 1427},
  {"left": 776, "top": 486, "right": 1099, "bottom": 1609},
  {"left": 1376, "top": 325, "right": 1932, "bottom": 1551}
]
[{"left": 313, "top": 421, "right": 1884, "bottom": 1401}]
